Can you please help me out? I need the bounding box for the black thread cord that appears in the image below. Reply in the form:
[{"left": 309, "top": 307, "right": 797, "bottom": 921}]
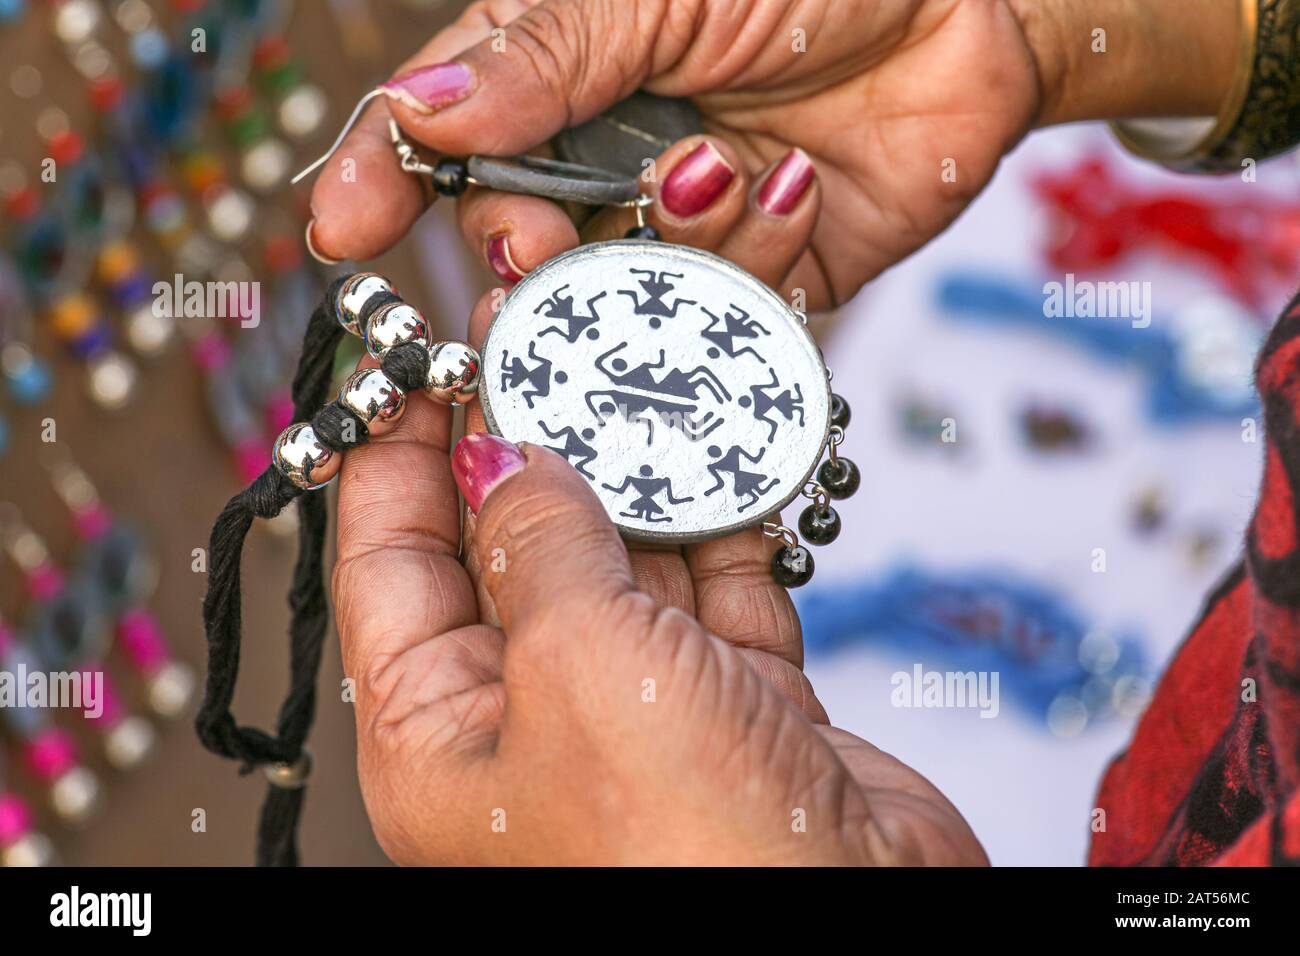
[{"left": 196, "top": 275, "right": 349, "bottom": 867}]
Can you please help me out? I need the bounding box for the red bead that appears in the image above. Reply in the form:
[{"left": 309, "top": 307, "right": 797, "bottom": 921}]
[
  {"left": 49, "top": 131, "right": 83, "bottom": 167},
  {"left": 264, "top": 235, "right": 302, "bottom": 273},
  {"left": 4, "top": 187, "right": 38, "bottom": 220},
  {"left": 253, "top": 35, "right": 291, "bottom": 71},
  {"left": 89, "top": 75, "right": 124, "bottom": 112}
]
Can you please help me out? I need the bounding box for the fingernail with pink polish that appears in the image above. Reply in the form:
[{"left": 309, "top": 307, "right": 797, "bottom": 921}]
[
  {"left": 757, "top": 149, "right": 815, "bottom": 216},
  {"left": 486, "top": 233, "right": 526, "bottom": 284},
  {"left": 661, "top": 142, "right": 735, "bottom": 218},
  {"left": 380, "top": 61, "right": 475, "bottom": 115},
  {"left": 452, "top": 433, "right": 526, "bottom": 514}
]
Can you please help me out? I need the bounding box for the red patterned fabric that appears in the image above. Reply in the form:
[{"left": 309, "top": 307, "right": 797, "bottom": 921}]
[{"left": 1089, "top": 293, "right": 1300, "bottom": 866}]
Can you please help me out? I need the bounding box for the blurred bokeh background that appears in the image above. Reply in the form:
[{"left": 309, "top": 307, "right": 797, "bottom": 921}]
[{"left": 0, "top": 0, "right": 1290, "bottom": 866}]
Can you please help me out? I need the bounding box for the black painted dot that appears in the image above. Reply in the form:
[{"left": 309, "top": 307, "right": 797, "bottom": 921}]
[
  {"left": 707, "top": 347, "right": 719, "bottom": 359},
  {"left": 611, "top": 358, "right": 627, "bottom": 372},
  {"left": 649, "top": 318, "right": 661, "bottom": 329},
  {"left": 600, "top": 402, "right": 616, "bottom": 415},
  {"left": 639, "top": 465, "right": 652, "bottom": 476},
  {"left": 707, "top": 445, "right": 721, "bottom": 458},
  {"left": 738, "top": 396, "right": 751, "bottom": 408},
  {"left": 586, "top": 328, "right": 599, "bottom": 340},
  {"left": 581, "top": 428, "right": 595, "bottom": 440},
  {"left": 555, "top": 371, "right": 568, "bottom": 384}
]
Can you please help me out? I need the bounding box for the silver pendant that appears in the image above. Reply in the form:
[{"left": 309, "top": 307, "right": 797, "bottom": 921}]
[
  {"left": 296, "top": 90, "right": 859, "bottom": 582},
  {"left": 481, "top": 240, "right": 831, "bottom": 543}
]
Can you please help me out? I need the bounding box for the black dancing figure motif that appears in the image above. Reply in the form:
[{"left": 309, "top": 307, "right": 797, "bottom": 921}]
[
  {"left": 595, "top": 342, "right": 731, "bottom": 402},
  {"left": 535, "top": 285, "right": 607, "bottom": 342},
  {"left": 699, "top": 304, "right": 770, "bottom": 363},
  {"left": 500, "top": 341, "right": 567, "bottom": 409},
  {"left": 537, "top": 420, "right": 598, "bottom": 479},
  {"left": 703, "top": 443, "right": 779, "bottom": 513},
  {"left": 584, "top": 390, "right": 724, "bottom": 446},
  {"left": 617, "top": 270, "right": 696, "bottom": 329},
  {"left": 739, "top": 368, "right": 805, "bottom": 442},
  {"left": 602, "top": 464, "right": 694, "bottom": 523}
]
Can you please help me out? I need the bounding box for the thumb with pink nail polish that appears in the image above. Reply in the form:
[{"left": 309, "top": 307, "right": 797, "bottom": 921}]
[{"left": 451, "top": 433, "right": 527, "bottom": 515}]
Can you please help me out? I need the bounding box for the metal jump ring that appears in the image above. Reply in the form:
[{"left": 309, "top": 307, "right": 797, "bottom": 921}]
[{"left": 762, "top": 522, "right": 798, "bottom": 549}]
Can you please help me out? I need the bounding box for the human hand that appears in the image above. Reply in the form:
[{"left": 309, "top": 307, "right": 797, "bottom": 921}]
[
  {"left": 309, "top": 0, "right": 1239, "bottom": 312},
  {"left": 310, "top": 0, "right": 1048, "bottom": 312},
  {"left": 331, "top": 380, "right": 986, "bottom": 864}
]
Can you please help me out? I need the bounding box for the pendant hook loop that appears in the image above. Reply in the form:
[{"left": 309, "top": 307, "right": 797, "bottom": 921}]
[{"left": 291, "top": 87, "right": 387, "bottom": 185}]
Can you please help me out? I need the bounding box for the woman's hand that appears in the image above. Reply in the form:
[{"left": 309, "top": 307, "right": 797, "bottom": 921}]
[
  {"left": 327, "top": 99, "right": 986, "bottom": 863},
  {"left": 319, "top": 0, "right": 1241, "bottom": 865},
  {"left": 312, "top": 0, "right": 1041, "bottom": 310},
  {"left": 310, "top": 0, "right": 1239, "bottom": 311},
  {"left": 332, "top": 382, "right": 986, "bottom": 864}
]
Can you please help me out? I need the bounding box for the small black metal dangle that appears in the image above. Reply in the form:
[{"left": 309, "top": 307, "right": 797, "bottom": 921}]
[{"left": 768, "top": 393, "right": 858, "bottom": 588}]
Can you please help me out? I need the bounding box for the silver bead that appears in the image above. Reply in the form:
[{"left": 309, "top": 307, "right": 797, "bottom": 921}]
[
  {"left": 338, "top": 368, "right": 407, "bottom": 438},
  {"left": 425, "top": 340, "right": 481, "bottom": 406},
  {"left": 2, "top": 832, "right": 55, "bottom": 867},
  {"left": 365, "top": 301, "right": 429, "bottom": 358},
  {"left": 336, "top": 272, "right": 393, "bottom": 337},
  {"left": 104, "top": 716, "right": 157, "bottom": 771},
  {"left": 147, "top": 661, "right": 196, "bottom": 719},
  {"left": 51, "top": 766, "right": 101, "bottom": 826},
  {"left": 273, "top": 423, "right": 342, "bottom": 490},
  {"left": 264, "top": 749, "right": 312, "bottom": 790}
]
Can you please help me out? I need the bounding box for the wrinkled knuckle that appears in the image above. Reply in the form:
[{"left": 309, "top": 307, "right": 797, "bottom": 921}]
[
  {"left": 481, "top": 485, "right": 592, "bottom": 568},
  {"left": 698, "top": 572, "right": 802, "bottom": 661},
  {"left": 631, "top": 555, "right": 694, "bottom": 613},
  {"left": 509, "top": 3, "right": 585, "bottom": 111},
  {"left": 584, "top": 587, "right": 657, "bottom": 640},
  {"left": 646, "top": 601, "right": 706, "bottom": 652},
  {"left": 638, "top": 598, "right": 716, "bottom": 684}
]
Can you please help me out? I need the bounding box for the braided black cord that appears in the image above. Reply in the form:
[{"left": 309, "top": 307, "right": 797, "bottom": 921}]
[
  {"left": 197, "top": 275, "right": 350, "bottom": 866},
  {"left": 196, "top": 276, "right": 435, "bottom": 866}
]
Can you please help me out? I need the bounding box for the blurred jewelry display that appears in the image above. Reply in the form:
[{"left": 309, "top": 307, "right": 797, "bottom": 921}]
[
  {"left": 0, "top": 447, "right": 186, "bottom": 864},
  {"left": 43, "top": 450, "right": 194, "bottom": 719},
  {"left": 0, "top": 739, "right": 56, "bottom": 867},
  {"left": 0, "top": 0, "right": 368, "bottom": 866},
  {"left": 1032, "top": 155, "right": 1300, "bottom": 313},
  {"left": 0, "top": 503, "right": 158, "bottom": 772},
  {"left": 937, "top": 271, "right": 1261, "bottom": 424},
  {"left": 0, "top": 608, "right": 103, "bottom": 832},
  {"left": 795, "top": 564, "right": 1152, "bottom": 737}
]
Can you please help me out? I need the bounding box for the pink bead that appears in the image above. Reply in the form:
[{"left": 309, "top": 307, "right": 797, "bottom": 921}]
[
  {"left": 118, "top": 609, "right": 169, "bottom": 672},
  {"left": 0, "top": 794, "right": 32, "bottom": 846},
  {"left": 265, "top": 389, "right": 294, "bottom": 432},
  {"left": 73, "top": 504, "right": 113, "bottom": 542},
  {"left": 26, "top": 563, "right": 64, "bottom": 601},
  {"left": 26, "top": 728, "right": 77, "bottom": 781},
  {"left": 235, "top": 440, "right": 269, "bottom": 483},
  {"left": 192, "top": 332, "right": 231, "bottom": 373},
  {"left": 88, "top": 671, "right": 126, "bottom": 726}
]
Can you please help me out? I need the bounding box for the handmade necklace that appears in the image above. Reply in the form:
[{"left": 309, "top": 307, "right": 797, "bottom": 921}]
[
  {"left": 200, "top": 92, "right": 862, "bottom": 866},
  {"left": 292, "top": 96, "right": 861, "bottom": 586}
]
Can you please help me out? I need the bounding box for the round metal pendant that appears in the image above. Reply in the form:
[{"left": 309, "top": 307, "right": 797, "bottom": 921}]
[{"left": 480, "top": 240, "right": 831, "bottom": 542}]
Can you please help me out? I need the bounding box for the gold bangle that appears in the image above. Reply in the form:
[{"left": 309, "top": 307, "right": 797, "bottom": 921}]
[{"left": 1112, "top": 0, "right": 1300, "bottom": 173}]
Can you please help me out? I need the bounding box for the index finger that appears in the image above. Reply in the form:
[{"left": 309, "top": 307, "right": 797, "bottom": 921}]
[
  {"left": 307, "top": 3, "right": 515, "bottom": 261},
  {"left": 332, "top": 359, "right": 475, "bottom": 678}
]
